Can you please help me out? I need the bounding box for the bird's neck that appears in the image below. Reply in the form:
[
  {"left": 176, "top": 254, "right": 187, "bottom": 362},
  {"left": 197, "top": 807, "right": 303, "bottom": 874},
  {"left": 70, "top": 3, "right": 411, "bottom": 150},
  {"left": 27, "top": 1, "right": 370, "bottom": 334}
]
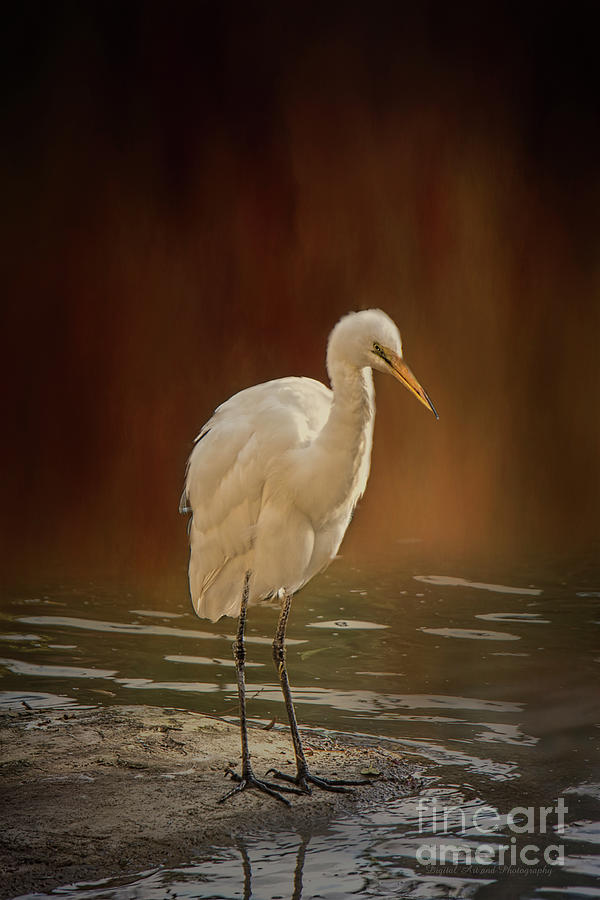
[
  {"left": 325, "top": 360, "right": 375, "bottom": 442},
  {"left": 304, "top": 360, "right": 375, "bottom": 512}
]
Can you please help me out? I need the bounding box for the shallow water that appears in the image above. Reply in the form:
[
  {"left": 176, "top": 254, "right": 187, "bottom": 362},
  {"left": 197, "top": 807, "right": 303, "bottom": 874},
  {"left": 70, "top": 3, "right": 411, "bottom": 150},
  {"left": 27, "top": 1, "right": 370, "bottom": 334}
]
[{"left": 2, "top": 554, "right": 599, "bottom": 899}]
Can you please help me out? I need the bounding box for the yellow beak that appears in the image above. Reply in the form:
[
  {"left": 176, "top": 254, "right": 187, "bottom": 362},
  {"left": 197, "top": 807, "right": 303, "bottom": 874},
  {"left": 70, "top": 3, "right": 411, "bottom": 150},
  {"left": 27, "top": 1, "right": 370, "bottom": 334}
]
[{"left": 387, "top": 350, "right": 439, "bottom": 419}]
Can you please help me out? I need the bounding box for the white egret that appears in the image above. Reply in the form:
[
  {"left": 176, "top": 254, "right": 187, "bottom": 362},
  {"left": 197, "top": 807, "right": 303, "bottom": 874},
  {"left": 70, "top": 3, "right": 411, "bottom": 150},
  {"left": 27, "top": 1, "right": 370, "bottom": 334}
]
[{"left": 180, "top": 309, "right": 437, "bottom": 804}]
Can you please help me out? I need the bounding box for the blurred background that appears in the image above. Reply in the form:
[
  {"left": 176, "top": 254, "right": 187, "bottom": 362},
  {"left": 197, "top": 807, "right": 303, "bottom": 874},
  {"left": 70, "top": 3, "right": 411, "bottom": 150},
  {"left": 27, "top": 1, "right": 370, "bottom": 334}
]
[{"left": 2, "top": 1, "right": 599, "bottom": 586}]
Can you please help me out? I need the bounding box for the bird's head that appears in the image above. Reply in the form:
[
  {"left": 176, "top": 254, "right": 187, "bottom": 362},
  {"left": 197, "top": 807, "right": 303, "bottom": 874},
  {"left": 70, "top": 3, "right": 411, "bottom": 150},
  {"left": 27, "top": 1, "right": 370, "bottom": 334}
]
[{"left": 328, "top": 309, "right": 438, "bottom": 418}]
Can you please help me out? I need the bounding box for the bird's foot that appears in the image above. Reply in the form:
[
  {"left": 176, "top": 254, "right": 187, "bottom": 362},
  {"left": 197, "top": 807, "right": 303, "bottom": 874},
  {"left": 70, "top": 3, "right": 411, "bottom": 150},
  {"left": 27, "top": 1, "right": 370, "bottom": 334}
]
[
  {"left": 219, "top": 767, "right": 305, "bottom": 806},
  {"left": 266, "top": 767, "right": 377, "bottom": 794}
]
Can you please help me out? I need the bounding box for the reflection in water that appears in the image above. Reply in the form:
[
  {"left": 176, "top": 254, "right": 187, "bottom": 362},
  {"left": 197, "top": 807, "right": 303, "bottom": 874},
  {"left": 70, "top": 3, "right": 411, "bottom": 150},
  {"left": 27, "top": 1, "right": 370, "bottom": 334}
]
[
  {"left": 0, "top": 633, "right": 42, "bottom": 642},
  {"left": 0, "top": 657, "right": 117, "bottom": 679},
  {"left": 0, "top": 690, "right": 89, "bottom": 711},
  {"left": 164, "top": 654, "right": 264, "bottom": 667},
  {"left": 239, "top": 841, "right": 252, "bottom": 900},
  {"left": 129, "top": 609, "right": 185, "bottom": 619},
  {"left": 9, "top": 832, "right": 343, "bottom": 900},
  {"left": 1, "top": 563, "right": 599, "bottom": 898},
  {"left": 292, "top": 835, "right": 309, "bottom": 900},
  {"left": 414, "top": 575, "right": 543, "bottom": 595},
  {"left": 238, "top": 833, "right": 309, "bottom": 900},
  {"left": 16, "top": 615, "right": 306, "bottom": 645},
  {"left": 476, "top": 612, "right": 551, "bottom": 624},
  {"left": 306, "top": 619, "right": 389, "bottom": 629},
  {"left": 420, "top": 627, "right": 521, "bottom": 640}
]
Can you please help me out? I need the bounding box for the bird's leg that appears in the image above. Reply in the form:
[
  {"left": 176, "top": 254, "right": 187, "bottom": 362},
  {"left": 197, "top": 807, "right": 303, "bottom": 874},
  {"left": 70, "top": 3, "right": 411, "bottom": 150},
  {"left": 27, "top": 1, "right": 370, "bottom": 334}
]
[
  {"left": 269, "top": 592, "right": 312, "bottom": 788},
  {"left": 220, "top": 571, "right": 303, "bottom": 806},
  {"left": 268, "top": 593, "right": 372, "bottom": 794}
]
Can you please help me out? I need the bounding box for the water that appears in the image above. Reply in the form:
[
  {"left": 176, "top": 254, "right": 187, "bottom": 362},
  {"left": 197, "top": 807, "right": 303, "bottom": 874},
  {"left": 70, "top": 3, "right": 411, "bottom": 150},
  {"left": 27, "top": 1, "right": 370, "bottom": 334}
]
[{"left": 1, "top": 554, "right": 599, "bottom": 899}]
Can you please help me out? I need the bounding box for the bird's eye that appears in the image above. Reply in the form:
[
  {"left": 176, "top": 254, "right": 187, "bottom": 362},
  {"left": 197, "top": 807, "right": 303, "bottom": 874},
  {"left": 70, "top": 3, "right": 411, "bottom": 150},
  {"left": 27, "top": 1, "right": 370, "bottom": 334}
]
[{"left": 373, "top": 343, "right": 383, "bottom": 355}]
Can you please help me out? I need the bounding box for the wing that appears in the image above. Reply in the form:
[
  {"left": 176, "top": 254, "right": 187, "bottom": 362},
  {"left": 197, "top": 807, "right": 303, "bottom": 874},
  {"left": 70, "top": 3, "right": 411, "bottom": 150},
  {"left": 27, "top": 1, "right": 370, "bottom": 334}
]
[{"left": 180, "top": 377, "right": 332, "bottom": 621}]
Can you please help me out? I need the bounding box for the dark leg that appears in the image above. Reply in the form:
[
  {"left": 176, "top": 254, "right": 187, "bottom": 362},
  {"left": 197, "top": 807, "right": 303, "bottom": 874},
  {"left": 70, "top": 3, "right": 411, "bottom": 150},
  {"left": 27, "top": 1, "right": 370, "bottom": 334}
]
[
  {"left": 220, "top": 571, "right": 304, "bottom": 806},
  {"left": 292, "top": 833, "right": 310, "bottom": 900},
  {"left": 268, "top": 592, "right": 372, "bottom": 794},
  {"left": 238, "top": 841, "right": 252, "bottom": 900}
]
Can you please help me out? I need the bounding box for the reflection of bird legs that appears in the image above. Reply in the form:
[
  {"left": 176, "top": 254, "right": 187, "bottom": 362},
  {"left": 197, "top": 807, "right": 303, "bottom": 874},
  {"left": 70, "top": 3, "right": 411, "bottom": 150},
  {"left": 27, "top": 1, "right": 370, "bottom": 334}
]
[
  {"left": 268, "top": 592, "right": 372, "bottom": 794},
  {"left": 237, "top": 832, "right": 310, "bottom": 900},
  {"left": 238, "top": 841, "right": 252, "bottom": 900},
  {"left": 220, "top": 572, "right": 304, "bottom": 806},
  {"left": 292, "top": 832, "right": 310, "bottom": 900}
]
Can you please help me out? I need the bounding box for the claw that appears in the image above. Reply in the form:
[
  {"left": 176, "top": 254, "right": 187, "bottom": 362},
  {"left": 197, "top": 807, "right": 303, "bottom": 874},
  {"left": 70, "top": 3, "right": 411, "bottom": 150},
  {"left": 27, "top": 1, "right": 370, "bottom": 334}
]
[
  {"left": 219, "top": 767, "right": 304, "bottom": 805},
  {"left": 266, "top": 768, "right": 312, "bottom": 793},
  {"left": 266, "top": 767, "right": 376, "bottom": 794}
]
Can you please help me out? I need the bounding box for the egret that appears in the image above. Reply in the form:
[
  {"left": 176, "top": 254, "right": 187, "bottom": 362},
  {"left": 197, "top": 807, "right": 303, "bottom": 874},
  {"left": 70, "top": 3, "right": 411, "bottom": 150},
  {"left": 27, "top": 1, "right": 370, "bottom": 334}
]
[{"left": 180, "top": 309, "right": 437, "bottom": 804}]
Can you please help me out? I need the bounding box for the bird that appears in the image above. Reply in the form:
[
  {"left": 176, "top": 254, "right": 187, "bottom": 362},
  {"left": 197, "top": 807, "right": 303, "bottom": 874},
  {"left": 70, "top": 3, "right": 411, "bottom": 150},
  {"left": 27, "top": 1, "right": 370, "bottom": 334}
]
[{"left": 180, "top": 308, "right": 437, "bottom": 804}]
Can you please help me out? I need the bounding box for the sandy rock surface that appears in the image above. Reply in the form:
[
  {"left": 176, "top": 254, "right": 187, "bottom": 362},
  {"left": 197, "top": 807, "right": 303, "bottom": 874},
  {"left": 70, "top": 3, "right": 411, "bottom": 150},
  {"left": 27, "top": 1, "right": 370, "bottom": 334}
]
[{"left": 0, "top": 703, "right": 419, "bottom": 898}]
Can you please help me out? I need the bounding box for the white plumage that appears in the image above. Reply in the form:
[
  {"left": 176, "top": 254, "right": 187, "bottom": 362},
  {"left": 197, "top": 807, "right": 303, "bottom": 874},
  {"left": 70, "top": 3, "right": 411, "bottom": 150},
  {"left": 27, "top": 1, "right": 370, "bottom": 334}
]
[{"left": 181, "top": 309, "right": 437, "bottom": 622}]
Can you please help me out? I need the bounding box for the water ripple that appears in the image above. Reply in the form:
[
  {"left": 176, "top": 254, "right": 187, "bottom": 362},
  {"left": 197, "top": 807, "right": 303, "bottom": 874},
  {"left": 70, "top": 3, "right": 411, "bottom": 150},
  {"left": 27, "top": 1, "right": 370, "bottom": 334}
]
[
  {"left": 414, "top": 575, "right": 542, "bottom": 596},
  {"left": 421, "top": 627, "right": 520, "bottom": 641},
  {"left": 17, "top": 615, "right": 306, "bottom": 645}
]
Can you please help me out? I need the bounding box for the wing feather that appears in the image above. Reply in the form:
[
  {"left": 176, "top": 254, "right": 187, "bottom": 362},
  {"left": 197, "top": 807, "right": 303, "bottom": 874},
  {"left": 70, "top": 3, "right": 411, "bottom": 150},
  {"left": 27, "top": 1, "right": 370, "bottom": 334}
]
[{"left": 181, "top": 377, "right": 331, "bottom": 621}]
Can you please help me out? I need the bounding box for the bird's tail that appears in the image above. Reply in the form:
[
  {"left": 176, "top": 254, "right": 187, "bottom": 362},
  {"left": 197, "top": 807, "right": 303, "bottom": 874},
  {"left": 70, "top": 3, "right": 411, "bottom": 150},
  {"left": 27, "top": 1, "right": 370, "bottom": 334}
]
[{"left": 189, "top": 555, "right": 250, "bottom": 623}]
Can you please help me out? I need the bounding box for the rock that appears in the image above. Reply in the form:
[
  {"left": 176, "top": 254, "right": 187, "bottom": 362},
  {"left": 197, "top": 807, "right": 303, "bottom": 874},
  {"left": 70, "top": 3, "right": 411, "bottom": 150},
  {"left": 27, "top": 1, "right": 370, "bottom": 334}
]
[{"left": 0, "top": 704, "right": 418, "bottom": 898}]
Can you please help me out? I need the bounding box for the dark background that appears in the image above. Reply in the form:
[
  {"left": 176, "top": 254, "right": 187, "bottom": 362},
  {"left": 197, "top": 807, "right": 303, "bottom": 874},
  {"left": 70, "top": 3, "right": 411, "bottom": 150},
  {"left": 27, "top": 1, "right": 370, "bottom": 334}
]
[{"left": 2, "top": 1, "right": 599, "bottom": 584}]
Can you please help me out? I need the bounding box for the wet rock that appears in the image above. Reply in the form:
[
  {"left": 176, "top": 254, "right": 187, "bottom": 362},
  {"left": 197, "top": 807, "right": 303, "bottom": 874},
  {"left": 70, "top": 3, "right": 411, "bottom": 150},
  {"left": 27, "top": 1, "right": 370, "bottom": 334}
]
[{"left": 0, "top": 703, "right": 419, "bottom": 899}]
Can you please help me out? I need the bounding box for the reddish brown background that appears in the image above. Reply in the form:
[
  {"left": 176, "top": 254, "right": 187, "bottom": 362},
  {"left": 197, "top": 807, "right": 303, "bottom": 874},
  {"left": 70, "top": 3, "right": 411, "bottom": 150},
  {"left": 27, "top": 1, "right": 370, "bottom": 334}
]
[{"left": 2, "top": 2, "right": 599, "bottom": 583}]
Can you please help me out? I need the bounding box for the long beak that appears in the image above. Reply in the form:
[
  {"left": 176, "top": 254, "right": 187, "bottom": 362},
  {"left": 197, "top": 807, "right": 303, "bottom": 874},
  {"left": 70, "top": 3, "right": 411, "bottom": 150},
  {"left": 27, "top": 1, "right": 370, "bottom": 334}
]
[{"left": 388, "top": 351, "right": 439, "bottom": 419}]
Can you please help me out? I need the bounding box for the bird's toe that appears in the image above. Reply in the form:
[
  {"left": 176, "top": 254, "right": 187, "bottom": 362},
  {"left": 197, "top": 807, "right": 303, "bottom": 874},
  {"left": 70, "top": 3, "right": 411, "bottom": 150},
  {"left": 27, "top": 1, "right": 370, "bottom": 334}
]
[
  {"left": 219, "top": 767, "right": 303, "bottom": 805},
  {"left": 267, "top": 767, "right": 375, "bottom": 794},
  {"left": 266, "top": 768, "right": 312, "bottom": 793}
]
